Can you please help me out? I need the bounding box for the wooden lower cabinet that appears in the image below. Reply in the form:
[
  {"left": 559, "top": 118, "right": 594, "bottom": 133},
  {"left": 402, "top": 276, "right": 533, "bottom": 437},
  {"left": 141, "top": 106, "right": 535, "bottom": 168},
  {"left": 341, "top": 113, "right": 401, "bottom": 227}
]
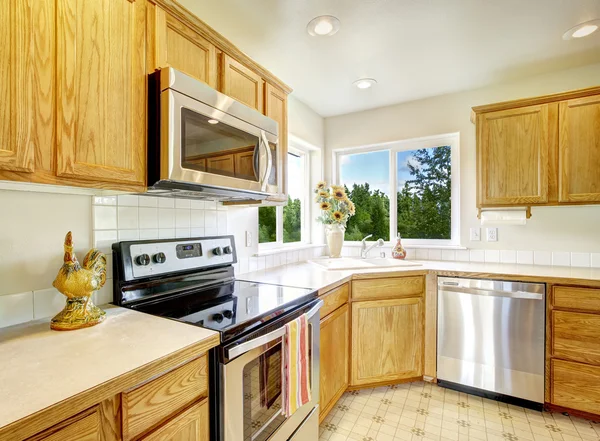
[
  {"left": 351, "top": 297, "right": 423, "bottom": 387},
  {"left": 140, "top": 400, "right": 208, "bottom": 441},
  {"left": 319, "top": 304, "right": 349, "bottom": 422},
  {"left": 551, "top": 359, "right": 600, "bottom": 415},
  {"left": 34, "top": 409, "right": 103, "bottom": 441}
]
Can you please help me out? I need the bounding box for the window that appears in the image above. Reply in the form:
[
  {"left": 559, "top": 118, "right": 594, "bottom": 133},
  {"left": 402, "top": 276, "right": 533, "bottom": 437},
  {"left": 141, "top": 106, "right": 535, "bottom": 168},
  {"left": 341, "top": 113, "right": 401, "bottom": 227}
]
[
  {"left": 335, "top": 133, "right": 459, "bottom": 246},
  {"left": 259, "top": 149, "right": 308, "bottom": 246}
]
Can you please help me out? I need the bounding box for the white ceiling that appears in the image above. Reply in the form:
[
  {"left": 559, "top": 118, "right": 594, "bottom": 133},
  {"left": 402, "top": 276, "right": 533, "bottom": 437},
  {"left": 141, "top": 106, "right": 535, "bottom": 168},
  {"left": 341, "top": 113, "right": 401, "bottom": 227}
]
[{"left": 178, "top": 0, "right": 600, "bottom": 117}]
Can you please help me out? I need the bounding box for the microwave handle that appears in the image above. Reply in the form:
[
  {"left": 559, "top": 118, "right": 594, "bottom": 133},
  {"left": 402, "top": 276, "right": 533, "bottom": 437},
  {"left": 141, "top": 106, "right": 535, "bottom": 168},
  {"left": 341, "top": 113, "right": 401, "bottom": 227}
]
[
  {"left": 260, "top": 132, "right": 273, "bottom": 191},
  {"left": 253, "top": 142, "right": 259, "bottom": 181}
]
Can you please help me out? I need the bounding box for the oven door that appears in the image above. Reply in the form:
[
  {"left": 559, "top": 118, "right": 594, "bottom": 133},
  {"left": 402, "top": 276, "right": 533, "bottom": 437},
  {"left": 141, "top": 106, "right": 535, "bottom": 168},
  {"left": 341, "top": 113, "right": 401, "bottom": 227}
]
[
  {"left": 222, "top": 301, "right": 321, "bottom": 441},
  {"left": 161, "top": 88, "right": 280, "bottom": 195}
]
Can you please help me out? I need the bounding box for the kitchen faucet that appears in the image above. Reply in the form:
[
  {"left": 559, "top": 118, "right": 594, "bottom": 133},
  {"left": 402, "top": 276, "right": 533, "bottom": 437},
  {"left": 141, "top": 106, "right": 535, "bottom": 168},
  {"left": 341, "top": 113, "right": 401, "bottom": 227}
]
[{"left": 360, "top": 234, "right": 385, "bottom": 259}]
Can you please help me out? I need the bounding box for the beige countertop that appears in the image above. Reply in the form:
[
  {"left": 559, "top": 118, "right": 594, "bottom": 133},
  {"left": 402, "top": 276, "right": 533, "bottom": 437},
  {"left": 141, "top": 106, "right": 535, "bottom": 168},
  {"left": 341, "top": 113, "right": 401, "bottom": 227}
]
[
  {"left": 237, "top": 260, "right": 600, "bottom": 292},
  {"left": 0, "top": 305, "right": 219, "bottom": 433}
]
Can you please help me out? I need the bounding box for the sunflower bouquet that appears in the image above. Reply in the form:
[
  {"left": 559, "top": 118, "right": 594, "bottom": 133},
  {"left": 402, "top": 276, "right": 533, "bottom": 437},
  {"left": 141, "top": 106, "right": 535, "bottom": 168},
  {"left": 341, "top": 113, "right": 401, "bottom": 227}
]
[{"left": 314, "top": 181, "right": 355, "bottom": 227}]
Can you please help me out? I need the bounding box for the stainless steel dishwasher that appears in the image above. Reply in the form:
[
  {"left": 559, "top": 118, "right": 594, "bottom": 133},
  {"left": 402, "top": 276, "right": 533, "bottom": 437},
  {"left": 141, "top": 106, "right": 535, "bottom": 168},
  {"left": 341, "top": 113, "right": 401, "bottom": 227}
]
[{"left": 437, "top": 277, "right": 545, "bottom": 408}]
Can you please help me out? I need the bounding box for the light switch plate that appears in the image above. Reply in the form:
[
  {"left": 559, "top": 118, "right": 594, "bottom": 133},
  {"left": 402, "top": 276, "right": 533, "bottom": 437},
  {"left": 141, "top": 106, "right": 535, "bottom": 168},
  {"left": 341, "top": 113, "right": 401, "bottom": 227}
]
[
  {"left": 470, "top": 228, "right": 481, "bottom": 241},
  {"left": 245, "top": 231, "right": 252, "bottom": 247},
  {"left": 486, "top": 227, "right": 498, "bottom": 242}
]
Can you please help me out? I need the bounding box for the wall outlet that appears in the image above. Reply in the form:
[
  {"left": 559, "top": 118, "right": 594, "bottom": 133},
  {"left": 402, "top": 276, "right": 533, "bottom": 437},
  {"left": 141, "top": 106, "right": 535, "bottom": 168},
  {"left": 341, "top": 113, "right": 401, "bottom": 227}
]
[
  {"left": 245, "top": 231, "right": 252, "bottom": 247},
  {"left": 470, "top": 227, "right": 481, "bottom": 241},
  {"left": 486, "top": 227, "right": 498, "bottom": 242}
]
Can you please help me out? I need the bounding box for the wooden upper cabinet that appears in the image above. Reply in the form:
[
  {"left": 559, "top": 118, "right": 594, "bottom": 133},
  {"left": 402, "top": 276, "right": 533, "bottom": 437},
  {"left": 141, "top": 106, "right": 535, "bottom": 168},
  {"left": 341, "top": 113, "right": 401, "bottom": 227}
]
[
  {"left": 55, "top": 0, "right": 146, "bottom": 186},
  {"left": 152, "top": 7, "right": 217, "bottom": 87},
  {"left": 0, "top": 0, "right": 54, "bottom": 174},
  {"left": 265, "top": 83, "right": 288, "bottom": 200},
  {"left": 351, "top": 297, "right": 423, "bottom": 386},
  {"left": 559, "top": 95, "right": 600, "bottom": 203},
  {"left": 220, "top": 54, "right": 264, "bottom": 112},
  {"left": 477, "top": 104, "right": 551, "bottom": 206}
]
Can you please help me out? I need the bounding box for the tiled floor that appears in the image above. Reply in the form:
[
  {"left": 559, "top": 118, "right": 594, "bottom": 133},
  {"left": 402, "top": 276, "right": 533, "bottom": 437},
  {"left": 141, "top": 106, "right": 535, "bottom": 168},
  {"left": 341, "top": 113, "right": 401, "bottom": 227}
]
[{"left": 319, "top": 381, "right": 600, "bottom": 441}]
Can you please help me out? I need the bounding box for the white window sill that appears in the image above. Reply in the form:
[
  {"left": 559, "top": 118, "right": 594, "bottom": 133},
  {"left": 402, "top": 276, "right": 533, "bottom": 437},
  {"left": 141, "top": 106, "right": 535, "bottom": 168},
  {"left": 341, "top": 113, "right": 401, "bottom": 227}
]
[{"left": 254, "top": 243, "right": 324, "bottom": 257}]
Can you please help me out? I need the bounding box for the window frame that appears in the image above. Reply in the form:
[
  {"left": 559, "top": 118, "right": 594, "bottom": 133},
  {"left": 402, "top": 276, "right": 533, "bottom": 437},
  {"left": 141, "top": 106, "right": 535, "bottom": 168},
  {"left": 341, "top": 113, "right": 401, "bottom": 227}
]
[
  {"left": 258, "top": 145, "right": 310, "bottom": 250},
  {"left": 332, "top": 132, "right": 461, "bottom": 247}
]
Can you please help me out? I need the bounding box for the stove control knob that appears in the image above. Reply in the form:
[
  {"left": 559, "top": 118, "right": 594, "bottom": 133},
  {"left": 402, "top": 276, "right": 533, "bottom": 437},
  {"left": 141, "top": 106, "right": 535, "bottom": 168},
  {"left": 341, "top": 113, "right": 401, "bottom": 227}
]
[
  {"left": 223, "top": 310, "right": 233, "bottom": 319},
  {"left": 135, "top": 254, "right": 151, "bottom": 266},
  {"left": 153, "top": 252, "right": 166, "bottom": 264},
  {"left": 223, "top": 246, "right": 233, "bottom": 255},
  {"left": 212, "top": 247, "right": 223, "bottom": 256},
  {"left": 213, "top": 313, "right": 224, "bottom": 323}
]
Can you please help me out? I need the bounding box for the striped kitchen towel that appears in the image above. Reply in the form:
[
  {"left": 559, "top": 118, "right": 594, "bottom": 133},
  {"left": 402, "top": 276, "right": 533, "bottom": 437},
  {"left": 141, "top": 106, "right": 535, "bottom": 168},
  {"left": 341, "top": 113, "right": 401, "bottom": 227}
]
[{"left": 282, "top": 313, "right": 311, "bottom": 417}]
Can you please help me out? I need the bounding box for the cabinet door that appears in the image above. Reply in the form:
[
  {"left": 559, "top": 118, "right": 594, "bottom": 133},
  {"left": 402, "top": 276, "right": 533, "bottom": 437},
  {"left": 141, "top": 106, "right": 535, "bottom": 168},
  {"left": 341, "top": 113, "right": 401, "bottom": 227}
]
[
  {"left": 0, "top": 0, "right": 54, "bottom": 173},
  {"left": 552, "top": 359, "right": 600, "bottom": 415},
  {"left": 55, "top": 0, "right": 146, "bottom": 186},
  {"left": 559, "top": 95, "right": 600, "bottom": 203},
  {"left": 206, "top": 154, "right": 234, "bottom": 173},
  {"left": 37, "top": 409, "right": 102, "bottom": 441},
  {"left": 320, "top": 304, "right": 349, "bottom": 422},
  {"left": 351, "top": 298, "right": 423, "bottom": 386},
  {"left": 234, "top": 150, "right": 255, "bottom": 179},
  {"left": 264, "top": 83, "right": 288, "bottom": 201},
  {"left": 140, "top": 400, "right": 208, "bottom": 441},
  {"left": 220, "top": 54, "right": 264, "bottom": 112},
  {"left": 477, "top": 105, "right": 551, "bottom": 206},
  {"left": 153, "top": 8, "right": 217, "bottom": 87}
]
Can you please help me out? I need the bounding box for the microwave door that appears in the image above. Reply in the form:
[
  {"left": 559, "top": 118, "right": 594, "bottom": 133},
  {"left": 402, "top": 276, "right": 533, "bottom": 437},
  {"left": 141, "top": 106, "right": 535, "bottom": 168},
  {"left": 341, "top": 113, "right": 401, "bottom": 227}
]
[{"left": 164, "top": 89, "right": 265, "bottom": 193}]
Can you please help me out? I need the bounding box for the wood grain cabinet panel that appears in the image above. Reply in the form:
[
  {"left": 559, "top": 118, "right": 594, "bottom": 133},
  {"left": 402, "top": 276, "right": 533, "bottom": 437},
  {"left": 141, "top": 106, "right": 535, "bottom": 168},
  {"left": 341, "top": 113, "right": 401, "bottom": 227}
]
[
  {"left": 153, "top": 8, "right": 217, "bottom": 87},
  {"left": 234, "top": 150, "right": 256, "bottom": 179},
  {"left": 320, "top": 283, "right": 349, "bottom": 318},
  {"left": 477, "top": 104, "right": 551, "bottom": 206},
  {"left": 140, "top": 400, "right": 208, "bottom": 441},
  {"left": 319, "top": 304, "right": 349, "bottom": 422},
  {"left": 122, "top": 356, "right": 208, "bottom": 441},
  {"left": 55, "top": 0, "right": 146, "bottom": 186},
  {"left": 37, "top": 412, "right": 101, "bottom": 441},
  {"left": 0, "top": 0, "right": 54, "bottom": 174},
  {"left": 206, "top": 154, "right": 235, "bottom": 174},
  {"left": 552, "top": 359, "right": 600, "bottom": 415},
  {"left": 264, "top": 83, "right": 288, "bottom": 201},
  {"left": 558, "top": 95, "right": 600, "bottom": 203},
  {"left": 553, "top": 286, "right": 600, "bottom": 312},
  {"left": 352, "top": 276, "right": 424, "bottom": 301},
  {"left": 220, "top": 54, "right": 264, "bottom": 112},
  {"left": 351, "top": 298, "right": 423, "bottom": 386},
  {"left": 552, "top": 310, "right": 600, "bottom": 365}
]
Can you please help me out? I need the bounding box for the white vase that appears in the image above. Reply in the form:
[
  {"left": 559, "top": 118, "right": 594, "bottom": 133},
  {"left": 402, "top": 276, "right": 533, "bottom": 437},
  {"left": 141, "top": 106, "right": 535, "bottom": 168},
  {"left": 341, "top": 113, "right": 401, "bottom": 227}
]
[{"left": 326, "top": 224, "right": 345, "bottom": 258}]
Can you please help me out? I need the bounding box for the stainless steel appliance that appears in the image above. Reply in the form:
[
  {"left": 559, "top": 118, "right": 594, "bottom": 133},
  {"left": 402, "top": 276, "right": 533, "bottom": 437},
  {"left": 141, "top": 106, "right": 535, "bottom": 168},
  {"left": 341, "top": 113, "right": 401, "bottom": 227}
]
[
  {"left": 147, "top": 67, "right": 282, "bottom": 201},
  {"left": 112, "top": 236, "right": 321, "bottom": 441},
  {"left": 437, "top": 277, "right": 545, "bottom": 408}
]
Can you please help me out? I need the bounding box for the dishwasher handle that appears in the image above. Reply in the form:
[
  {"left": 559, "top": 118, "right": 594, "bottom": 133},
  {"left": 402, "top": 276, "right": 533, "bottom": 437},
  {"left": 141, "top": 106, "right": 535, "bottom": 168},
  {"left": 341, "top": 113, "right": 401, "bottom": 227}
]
[{"left": 439, "top": 284, "right": 543, "bottom": 300}]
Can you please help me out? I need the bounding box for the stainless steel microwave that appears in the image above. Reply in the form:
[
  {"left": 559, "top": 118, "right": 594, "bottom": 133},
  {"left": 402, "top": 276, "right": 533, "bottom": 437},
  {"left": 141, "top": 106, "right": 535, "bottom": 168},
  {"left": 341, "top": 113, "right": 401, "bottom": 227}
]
[{"left": 147, "top": 68, "right": 281, "bottom": 201}]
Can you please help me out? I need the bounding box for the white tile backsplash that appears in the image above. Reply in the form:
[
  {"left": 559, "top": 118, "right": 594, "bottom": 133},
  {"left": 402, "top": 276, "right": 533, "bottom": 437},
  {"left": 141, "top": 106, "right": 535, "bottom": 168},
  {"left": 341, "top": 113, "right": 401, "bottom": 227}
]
[
  {"left": 191, "top": 200, "right": 205, "bottom": 210},
  {"left": 33, "top": 288, "right": 64, "bottom": 319},
  {"left": 592, "top": 253, "right": 600, "bottom": 269},
  {"left": 0, "top": 292, "right": 33, "bottom": 328},
  {"left": 175, "top": 209, "right": 190, "bottom": 228},
  {"left": 139, "top": 207, "right": 158, "bottom": 229},
  {"left": 456, "top": 250, "right": 470, "bottom": 262},
  {"left": 118, "top": 206, "right": 138, "bottom": 229},
  {"left": 484, "top": 250, "right": 500, "bottom": 263},
  {"left": 469, "top": 250, "right": 485, "bottom": 262},
  {"left": 552, "top": 252, "right": 570, "bottom": 267},
  {"left": 205, "top": 211, "right": 217, "bottom": 228},
  {"left": 517, "top": 250, "right": 534, "bottom": 265},
  {"left": 175, "top": 199, "right": 191, "bottom": 209},
  {"left": 500, "top": 250, "right": 517, "bottom": 264},
  {"left": 429, "top": 249, "right": 442, "bottom": 260},
  {"left": 138, "top": 196, "right": 159, "bottom": 207},
  {"left": 533, "top": 251, "right": 552, "bottom": 266},
  {"left": 140, "top": 229, "right": 159, "bottom": 240},
  {"left": 94, "top": 230, "right": 118, "bottom": 252},
  {"left": 93, "top": 206, "right": 117, "bottom": 230},
  {"left": 158, "top": 198, "right": 175, "bottom": 208},
  {"left": 191, "top": 210, "right": 205, "bottom": 227},
  {"left": 158, "top": 228, "right": 176, "bottom": 239},
  {"left": 158, "top": 208, "right": 175, "bottom": 229},
  {"left": 117, "top": 194, "right": 138, "bottom": 206},
  {"left": 571, "top": 252, "right": 591, "bottom": 268}
]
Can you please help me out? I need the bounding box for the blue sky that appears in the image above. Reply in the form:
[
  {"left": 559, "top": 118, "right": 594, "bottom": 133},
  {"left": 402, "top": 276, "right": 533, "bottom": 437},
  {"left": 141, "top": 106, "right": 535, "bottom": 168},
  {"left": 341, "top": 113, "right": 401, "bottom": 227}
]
[{"left": 339, "top": 150, "right": 421, "bottom": 195}]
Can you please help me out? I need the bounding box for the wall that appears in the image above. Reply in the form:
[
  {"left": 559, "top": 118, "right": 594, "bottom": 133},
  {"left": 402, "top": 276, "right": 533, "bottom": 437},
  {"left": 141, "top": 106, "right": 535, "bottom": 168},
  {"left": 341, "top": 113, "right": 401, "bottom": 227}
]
[{"left": 325, "top": 62, "right": 600, "bottom": 254}]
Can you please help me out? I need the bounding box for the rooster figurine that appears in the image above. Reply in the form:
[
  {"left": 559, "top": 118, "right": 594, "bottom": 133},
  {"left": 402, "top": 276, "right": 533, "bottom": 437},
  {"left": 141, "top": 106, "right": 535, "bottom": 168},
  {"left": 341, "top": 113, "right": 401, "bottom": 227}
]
[{"left": 50, "top": 231, "right": 107, "bottom": 331}]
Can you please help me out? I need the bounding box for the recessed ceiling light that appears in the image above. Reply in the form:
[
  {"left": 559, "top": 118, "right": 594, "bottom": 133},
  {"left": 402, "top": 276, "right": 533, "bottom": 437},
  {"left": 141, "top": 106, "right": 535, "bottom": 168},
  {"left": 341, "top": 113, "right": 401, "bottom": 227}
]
[
  {"left": 353, "top": 78, "right": 377, "bottom": 89},
  {"left": 563, "top": 19, "right": 600, "bottom": 40},
  {"left": 207, "top": 119, "right": 219, "bottom": 125},
  {"left": 307, "top": 15, "right": 341, "bottom": 37}
]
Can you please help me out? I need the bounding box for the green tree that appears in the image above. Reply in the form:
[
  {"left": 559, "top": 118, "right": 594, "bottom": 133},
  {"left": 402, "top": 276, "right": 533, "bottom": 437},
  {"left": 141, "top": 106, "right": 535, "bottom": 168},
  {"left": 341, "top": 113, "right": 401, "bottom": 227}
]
[
  {"left": 258, "top": 206, "right": 276, "bottom": 243},
  {"left": 283, "top": 196, "right": 302, "bottom": 242},
  {"left": 344, "top": 183, "right": 390, "bottom": 241}
]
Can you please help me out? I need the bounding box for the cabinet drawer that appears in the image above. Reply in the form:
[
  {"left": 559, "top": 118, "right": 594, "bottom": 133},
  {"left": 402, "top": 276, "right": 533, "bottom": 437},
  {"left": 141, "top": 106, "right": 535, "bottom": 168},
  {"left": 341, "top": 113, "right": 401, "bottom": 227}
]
[
  {"left": 552, "top": 311, "right": 600, "bottom": 365},
  {"left": 320, "top": 283, "right": 349, "bottom": 317},
  {"left": 554, "top": 286, "right": 600, "bottom": 312},
  {"left": 352, "top": 276, "right": 423, "bottom": 301},
  {"left": 140, "top": 400, "right": 208, "bottom": 441},
  {"left": 552, "top": 359, "right": 600, "bottom": 415},
  {"left": 122, "top": 356, "right": 208, "bottom": 441}
]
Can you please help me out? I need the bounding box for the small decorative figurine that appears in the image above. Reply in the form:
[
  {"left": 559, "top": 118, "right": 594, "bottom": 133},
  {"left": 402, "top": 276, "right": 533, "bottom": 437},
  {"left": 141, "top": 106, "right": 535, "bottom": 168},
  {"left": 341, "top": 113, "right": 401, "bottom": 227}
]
[
  {"left": 50, "top": 231, "right": 107, "bottom": 331},
  {"left": 392, "top": 233, "right": 407, "bottom": 260}
]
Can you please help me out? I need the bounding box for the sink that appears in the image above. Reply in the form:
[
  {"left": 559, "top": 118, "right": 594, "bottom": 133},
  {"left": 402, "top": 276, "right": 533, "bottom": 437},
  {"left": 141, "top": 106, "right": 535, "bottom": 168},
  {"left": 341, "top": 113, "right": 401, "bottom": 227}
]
[{"left": 308, "top": 257, "right": 423, "bottom": 271}]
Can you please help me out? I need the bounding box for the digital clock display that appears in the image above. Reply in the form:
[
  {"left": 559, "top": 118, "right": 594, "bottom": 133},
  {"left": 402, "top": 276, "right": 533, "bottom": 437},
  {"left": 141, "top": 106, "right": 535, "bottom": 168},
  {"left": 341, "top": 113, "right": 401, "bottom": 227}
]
[
  {"left": 176, "top": 243, "right": 202, "bottom": 259},
  {"left": 182, "top": 245, "right": 194, "bottom": 251}
]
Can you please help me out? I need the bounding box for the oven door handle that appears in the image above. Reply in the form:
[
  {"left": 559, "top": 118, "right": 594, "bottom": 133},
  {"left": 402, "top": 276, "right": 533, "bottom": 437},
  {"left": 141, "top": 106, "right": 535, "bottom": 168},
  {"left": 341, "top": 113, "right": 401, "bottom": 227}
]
[{"left": 225, "top": 300, "right": 322, "bottom": 360}]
